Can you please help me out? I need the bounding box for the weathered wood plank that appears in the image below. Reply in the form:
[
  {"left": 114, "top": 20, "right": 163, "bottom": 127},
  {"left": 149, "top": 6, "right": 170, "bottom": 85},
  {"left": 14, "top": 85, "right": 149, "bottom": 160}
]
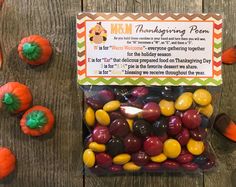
[
  {"left": 0, "top": 0, "right": 83, "bottom": 186},
  {"left": 203, "top": 1, "right": 236, "bottom": 187}
]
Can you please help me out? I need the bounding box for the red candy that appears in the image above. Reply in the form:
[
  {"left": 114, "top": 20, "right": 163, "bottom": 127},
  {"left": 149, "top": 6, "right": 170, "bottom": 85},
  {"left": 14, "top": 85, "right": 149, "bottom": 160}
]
[
  {"left": 182, "top": 162, "right": 199, "bottom": 171},
  {"left": 176, "top": 128, "right": 190, "bottom": 146},
  {"left": 142, "top": 102, "right": 161, "bottom": 122},
  {"left": 176, "top": 151, "right": 193, "bottom": 164},
  {"left": 92, "top": 126, "right": 111, "bottom": 144},
  {"left": 168, "top": 116, "right": 182, "bottom": 135},
  {"left": 131, "top": 87, "right": 149, "bottom": 97},
  {"left": 132, "top": 151, "right": 149, "bottom": 166},
  {"left": 182, "top": 109, "right": 201, "bottom": 129},
  {"left": 144, "top": 162, "right": 161, "bottom": 171},
  {"left": 96, "top": 153, "right": 112, "bottom": 168},
  {"left": 162, "top": 160, "right": 180, "bottom": 170},
  {"left": 190, "top": 128, "right": 207, "bottom": 141},
  {"left": 144, "top": 136, "right": 163, "bottom": 156},
  {"left": 124, "top": 134, "right": 142, "bottom": 153},
  {"left": 98, "top": 90, "right": 115, "bottom": 103},
  {"left": 109, "top": 165, "right": 123, "bottom": 172},
  {"left": 109, "top": 119, "right": 130, "bottom": 137}
]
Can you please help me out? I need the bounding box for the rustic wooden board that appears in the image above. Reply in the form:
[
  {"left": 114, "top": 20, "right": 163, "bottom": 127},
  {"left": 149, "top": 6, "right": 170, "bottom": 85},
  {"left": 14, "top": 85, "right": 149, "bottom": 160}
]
[
  {"left": 0, "top": 0, "right": 235, "bottom": 186},
  {"left": 0, "top": 0, "right": 83, "bottom": 186},
  {"left": 203, "top": 1, "right": 236, "bottom": 187}
]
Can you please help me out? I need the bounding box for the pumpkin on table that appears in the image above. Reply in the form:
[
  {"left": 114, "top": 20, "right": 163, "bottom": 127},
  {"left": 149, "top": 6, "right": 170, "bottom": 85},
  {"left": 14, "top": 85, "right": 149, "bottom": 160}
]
[
  {"left": 20, "top": 106, "right": 55, "bottom": 136},
  {"left": 0, "top": 147, "right": 16, "bottom": 180},
  {"left": 0, "top": 82, "right": 32, "bottom": 113},
  {"left": 18, "top": 35, "right": 52, "bottom": 65}
]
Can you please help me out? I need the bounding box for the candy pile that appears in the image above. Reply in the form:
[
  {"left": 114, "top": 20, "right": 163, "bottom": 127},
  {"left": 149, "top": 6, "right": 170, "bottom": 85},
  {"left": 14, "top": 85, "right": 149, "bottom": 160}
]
[{"left": 83, "top": 86, "right": 216, "bottom": 174}]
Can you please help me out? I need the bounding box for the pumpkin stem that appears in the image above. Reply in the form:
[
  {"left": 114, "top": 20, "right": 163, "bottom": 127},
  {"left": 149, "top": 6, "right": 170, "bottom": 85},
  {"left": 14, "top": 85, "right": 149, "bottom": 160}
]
[
  {"left": 26, "top": 111, "right": 48, "bottom": 129},
  {"left": 22, "top": 42, "right": 41, "bottom": 61},
  {"left": 2, "top": 93, "right": 20, "bottom": 112}
]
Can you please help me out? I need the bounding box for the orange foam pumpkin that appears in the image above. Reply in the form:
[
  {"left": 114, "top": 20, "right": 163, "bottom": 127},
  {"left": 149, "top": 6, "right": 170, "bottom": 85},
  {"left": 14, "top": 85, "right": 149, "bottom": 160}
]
[
  {"left": 0, "top": 147, "right": 16, "bottom": 180},
  {"left": 0, "top": 82, "right": 32, "bottom": 113},
  {"left": 20, "top": 106, "right": 55, "bottom": 136},
  {"left": 18, "top": 35, "right": 52, "bottom": 65}
]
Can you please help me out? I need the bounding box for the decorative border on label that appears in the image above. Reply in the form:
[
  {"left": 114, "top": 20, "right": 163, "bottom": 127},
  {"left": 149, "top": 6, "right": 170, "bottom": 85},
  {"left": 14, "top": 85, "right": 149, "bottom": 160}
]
[{"left": 77, "top": 13, "right": 222, "bottom": 86}]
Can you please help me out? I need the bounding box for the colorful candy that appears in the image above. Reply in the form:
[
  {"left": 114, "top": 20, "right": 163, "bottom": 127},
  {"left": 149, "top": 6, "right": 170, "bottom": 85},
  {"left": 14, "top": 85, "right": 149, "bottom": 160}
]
[
  {"left": 123, "top": 162, "right": 141, "bottom": 171},
  {"left": 167, "top": 116, "right": 182, "bottom": 135},
  {"left": 83, "top": 86, "right": 215, "bottom": 173},
  {"left": 83, "top": 149, "right": 95, "bottom": 168},
  {"left": 113, "top": 154, "right": 131, "bottom": 165},
  {"left": 187, "top": 138, "right": 205, "bottom": 155},
  {"left": 182, "top": 109, "right": 201, "bottom": 129},
  {"left": 95, "top": 109, "right": 110, "bottom": 126},
  {"left": 85, "top": 107, "right": 95, "bottom": 127},
  {"left": 96, "top": 153, "right": 112, "bottom": 168},
  {"left": 175, "top": 92, "right": 193, "bottom": 111},
  {"left": 159, "top": 99, "right": 175, "bottom": 116},
  {"left": 92, "top": 126, "right": 111, "bottom": 144},
  {"left": 163, "top": 139, "right": 181, "bottom": 158},
  {"left": 133, "top": 119, "right": 151, "bottom": 138},
  {"left": 131, "top": 151, "right": 149, "bottom": 166},
  {"left": 123, "top": 134, "right": 142, "bottom": 153},
  {"left": 103, "top": 100, "right": 120, "bottom": 112},
  {"left": 196, "top": 104, "right": 213, "bottom": 118},
  {"left": 193, "top": 89, "right": 212, "bottom": 106},
  {"left": 109, "top": 118, "right": 130, "bottom": 137},
  {"left": 142, "top": 102, "right": 161, "bottom": 122},
  {"left": 152, "top": 117, "right": 168, "bottom": 136},
  {"left": 106, "top": 137, "right": 124, "bottom": 156},
  {"left": 89, "top": 142, "right": 106, "bottom": 152},
  {"left": 150, "top": 153, "right": 167, "bottom": 163},
  {"left": 144, "top": 137, "right": 163, "bottom": 156}
]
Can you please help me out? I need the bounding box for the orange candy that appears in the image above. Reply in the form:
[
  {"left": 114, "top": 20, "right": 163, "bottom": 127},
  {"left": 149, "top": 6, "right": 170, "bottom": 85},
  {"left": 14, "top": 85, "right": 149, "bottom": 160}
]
[{"left": 0, "top": 147, "right": 16, "bottom": 180}]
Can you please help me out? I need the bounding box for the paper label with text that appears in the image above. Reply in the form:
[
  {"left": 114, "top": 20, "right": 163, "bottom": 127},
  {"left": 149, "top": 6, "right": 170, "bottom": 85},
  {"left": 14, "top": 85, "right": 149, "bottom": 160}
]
[{"left": 77, "top": 13, "right": 222, "bottom": 86}]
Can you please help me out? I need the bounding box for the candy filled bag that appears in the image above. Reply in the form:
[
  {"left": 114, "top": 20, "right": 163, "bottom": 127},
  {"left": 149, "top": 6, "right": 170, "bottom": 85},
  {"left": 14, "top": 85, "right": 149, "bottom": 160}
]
[
  {"left": 81, "top": 85, "right": 221, "bottom": 175},
  {"left": 77, "top": 12, "right": 223, "bottom": 175}
]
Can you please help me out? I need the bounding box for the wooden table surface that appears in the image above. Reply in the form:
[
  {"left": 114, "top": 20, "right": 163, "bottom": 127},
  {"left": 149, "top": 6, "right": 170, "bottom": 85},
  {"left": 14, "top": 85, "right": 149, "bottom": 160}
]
[{"left": 0, "top": 0, "right": 236, "bottom": 186}]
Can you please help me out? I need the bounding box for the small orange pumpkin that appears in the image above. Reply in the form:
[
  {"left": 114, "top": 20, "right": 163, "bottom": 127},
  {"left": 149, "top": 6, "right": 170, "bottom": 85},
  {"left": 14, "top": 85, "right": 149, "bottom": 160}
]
[
  {"left": 18, "top": 35, "right": 52, "bottom": 65},
  {"left": 0, "top": 82, "right": 32, "bottom": 113},
  {"left": 0, "top": 147, "right": 16, "bottom": 180},
  {"left": 20, "top": 106, "right": 55, "bottom": 136}
]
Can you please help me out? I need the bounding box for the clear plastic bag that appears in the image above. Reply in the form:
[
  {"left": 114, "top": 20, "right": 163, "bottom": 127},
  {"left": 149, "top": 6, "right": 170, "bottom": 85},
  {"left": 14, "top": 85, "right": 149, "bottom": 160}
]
[{"left": 82, "top": 85, "right": 221, "bottom": 175}]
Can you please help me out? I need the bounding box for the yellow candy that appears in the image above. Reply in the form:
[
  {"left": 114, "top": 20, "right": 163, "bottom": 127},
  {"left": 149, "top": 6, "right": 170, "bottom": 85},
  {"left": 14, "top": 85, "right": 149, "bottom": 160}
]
[
  {"left": 126, "top": 119, "right": 134, "bottom": 131},
  {"left": 95, "top": 109, "right": 110, "bottom": 126},
  {"left": 85, "top": 107, "right": 95, "bottom": 127},
  {"left": 163, "top": 139, "right": 181, "bottom": 159},
  {"left": 159, "top": 99, "right": 175, "bottom": 116},
  {"left": 193, "top": 89, "right": 212, "bottom": 106},
  {"left": 113, "top": 154, "right": 131, "bottom": 165},
  {"left": 83, "top": 149, "right": 95, "bottom": 168},
  {"left": 88, "top": 142, "right": 106, "bottom": 152},
  {"left": 103, "top": 100, "right": 120, "bottom": 112},
  {"left": 175, "top": 92, "right": 193, "bottom": 111},
  {"left": 196, "top": 104, "right": 213, "bottom": 118},
  {"left": 187, "top": 138, "right": 205, "bottom": 155},
  {"left": 151, "top": 153, "right": 167, "bottom": 163},
  {"left": 123, "top": 162, "right": 141, "bottom": 171}
]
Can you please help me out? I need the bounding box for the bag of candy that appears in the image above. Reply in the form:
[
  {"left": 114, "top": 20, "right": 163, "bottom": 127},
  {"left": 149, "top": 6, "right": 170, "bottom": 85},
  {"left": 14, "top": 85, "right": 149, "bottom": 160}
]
[{"left": 77, "top": 13, "right": 223, "bottom": 175}]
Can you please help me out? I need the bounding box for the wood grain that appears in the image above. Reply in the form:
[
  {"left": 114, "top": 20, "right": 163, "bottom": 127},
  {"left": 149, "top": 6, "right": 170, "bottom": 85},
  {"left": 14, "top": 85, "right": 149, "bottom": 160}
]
[
  {"left": 203, "top": 1, "right": 236, "bottom": 187},
  {"left": 0, "top": 0, "right": 83, "bottom": 186}
]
